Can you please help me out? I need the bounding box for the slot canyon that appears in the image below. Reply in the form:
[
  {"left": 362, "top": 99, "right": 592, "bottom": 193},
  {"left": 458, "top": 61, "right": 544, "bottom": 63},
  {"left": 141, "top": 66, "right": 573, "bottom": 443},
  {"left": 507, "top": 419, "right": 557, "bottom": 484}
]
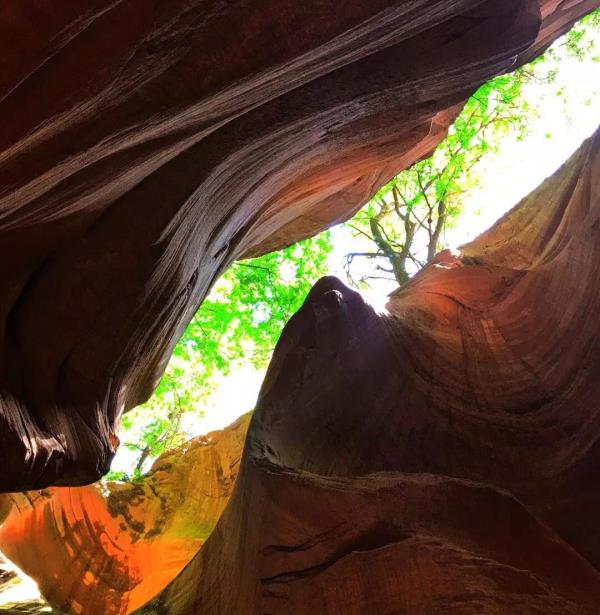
[{"left": 0, "top": 1, "right": 599, "bottom": 613}]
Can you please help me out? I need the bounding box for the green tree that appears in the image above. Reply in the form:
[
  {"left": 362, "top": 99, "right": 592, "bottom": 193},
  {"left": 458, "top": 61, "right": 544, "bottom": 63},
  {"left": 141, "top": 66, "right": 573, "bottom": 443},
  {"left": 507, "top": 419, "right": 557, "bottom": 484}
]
[
  {"left": 560, "top": 8, "right": 600, "bottom": 61},
  {"left": 106, "top": 232, "right": 332, "bottom": 480},
  {"left": 344, "top": 71, "right": 530, "bottom": 286},
  {"left": 345, "top": 9, "right": 599, "bottom": 288}
]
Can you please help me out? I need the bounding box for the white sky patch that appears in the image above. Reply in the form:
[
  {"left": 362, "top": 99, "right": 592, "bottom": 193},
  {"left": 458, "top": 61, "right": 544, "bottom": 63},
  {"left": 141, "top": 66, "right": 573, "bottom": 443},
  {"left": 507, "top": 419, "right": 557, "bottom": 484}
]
[
  {"left": 110, "top": 364, "right": 263, "bottom": 474},
  {"left": 447, "top": 54, "right": 600, "bottom": 247},
  {"left": 0, "top": 557, "right": 44, "bottom": 607}
]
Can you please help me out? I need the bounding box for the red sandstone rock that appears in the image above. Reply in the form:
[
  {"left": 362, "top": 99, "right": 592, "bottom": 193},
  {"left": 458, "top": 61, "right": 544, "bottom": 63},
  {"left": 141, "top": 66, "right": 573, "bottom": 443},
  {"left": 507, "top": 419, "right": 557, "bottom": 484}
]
[
  {"left": 0, "top": 415, "right": 250, "bottom": 614},
  {"left": 0, "top": 0, "right": 595, "bottom": 491},
  {"left": 2, "top": 3, "right": 600, "bottom": 614},
  {"left": 2, "top": 129, "right": 600, "bottom": 613},
  {"left": 130, "top": 128, "right": 600, "bottom": 614}
]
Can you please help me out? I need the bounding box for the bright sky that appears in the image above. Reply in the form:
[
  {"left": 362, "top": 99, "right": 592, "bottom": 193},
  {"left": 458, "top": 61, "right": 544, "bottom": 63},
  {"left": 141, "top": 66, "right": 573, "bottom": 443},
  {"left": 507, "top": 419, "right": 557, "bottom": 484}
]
[
  {"left": 329, "top": 45, "right": 600, "bottom": 306},
  {"left": 111, "top": 31, "right": 600, "bottom": 473}
]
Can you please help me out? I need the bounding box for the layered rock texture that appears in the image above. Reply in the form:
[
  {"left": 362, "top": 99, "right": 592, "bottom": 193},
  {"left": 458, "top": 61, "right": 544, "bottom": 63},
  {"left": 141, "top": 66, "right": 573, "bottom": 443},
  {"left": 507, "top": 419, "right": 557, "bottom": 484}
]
[
  {"left": 1, "top": 0, "right": 598, "bottom": 491},
  {"left": 0, "top": 414, "right": 250, "bottom": 614},
  {"left": 2, "top": 1, "right": 600, "bottom": 614},
  {"left": 133, "top": 126, "right": 600, "bottom": 614},
  {"left": 2, "top": 128, "right": 599, "bottom": 613}
]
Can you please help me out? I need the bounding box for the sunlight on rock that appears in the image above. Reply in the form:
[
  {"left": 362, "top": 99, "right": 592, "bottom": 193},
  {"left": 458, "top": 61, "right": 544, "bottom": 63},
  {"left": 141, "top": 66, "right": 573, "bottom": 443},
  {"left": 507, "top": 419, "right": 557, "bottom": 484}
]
[
  {"left": 0, "top": 554, "right": 45, "bottom": 609},
  {"left": 362, "top": 289, "right": 390, "bottom": 315},
  {"left": 0, "top": 3, "right": 599, "bottom": 614}
]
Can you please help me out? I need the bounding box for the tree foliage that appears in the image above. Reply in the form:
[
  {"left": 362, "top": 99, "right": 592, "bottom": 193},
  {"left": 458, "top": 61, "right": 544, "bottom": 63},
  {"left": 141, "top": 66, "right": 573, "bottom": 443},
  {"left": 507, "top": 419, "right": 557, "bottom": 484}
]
[
  {"left": 560, "top": 8, "right": 600, "bottom": 61},
  {"left": 106, "top": 232, "right": 332, "bottom": 480},
  {"left": 345, "top": 9, "right": 600, "bottom": 288}
]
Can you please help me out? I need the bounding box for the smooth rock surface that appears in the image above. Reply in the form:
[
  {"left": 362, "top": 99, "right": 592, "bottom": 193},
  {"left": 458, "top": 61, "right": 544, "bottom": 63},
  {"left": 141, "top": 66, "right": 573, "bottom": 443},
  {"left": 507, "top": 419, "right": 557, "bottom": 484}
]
[{"left": 2, "top": 128, "right": 600, "bottom": 613}]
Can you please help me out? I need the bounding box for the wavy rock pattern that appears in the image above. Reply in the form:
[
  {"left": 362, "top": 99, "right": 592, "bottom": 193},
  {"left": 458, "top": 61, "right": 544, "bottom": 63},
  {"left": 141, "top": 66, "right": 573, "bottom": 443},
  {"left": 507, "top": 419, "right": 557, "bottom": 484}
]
[
  {"left": 0, "top": 0, "right": 596, "bottom": 490},
  {"left": 132, "top": 128, "right": 600, "bottom": 614},
  {"left": 1, "top": 129, "right": 599, "bottom": 612},
  {"left": 0, "top": 415, "right": 249, "bottom": 614}
]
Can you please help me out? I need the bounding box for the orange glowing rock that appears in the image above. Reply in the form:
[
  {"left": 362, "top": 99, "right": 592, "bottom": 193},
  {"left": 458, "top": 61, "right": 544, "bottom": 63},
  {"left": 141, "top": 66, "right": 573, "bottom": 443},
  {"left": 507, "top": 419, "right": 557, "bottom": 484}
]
[{"left": 0, "top": 415, "right": 250, "bottom": 614}]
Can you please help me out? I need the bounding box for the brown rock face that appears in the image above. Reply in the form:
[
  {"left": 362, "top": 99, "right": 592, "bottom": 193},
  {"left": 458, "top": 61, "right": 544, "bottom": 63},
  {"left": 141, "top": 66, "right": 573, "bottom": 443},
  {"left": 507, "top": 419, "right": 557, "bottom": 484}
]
[
  {"left": 0, "top": 0, "right": 596, "bottom": 491},
  {"left": 130, "top": 129, "right": 600, "bottom": 614},
  {"left": 0, "top": 415, "right": 250, "bottom": 614}
]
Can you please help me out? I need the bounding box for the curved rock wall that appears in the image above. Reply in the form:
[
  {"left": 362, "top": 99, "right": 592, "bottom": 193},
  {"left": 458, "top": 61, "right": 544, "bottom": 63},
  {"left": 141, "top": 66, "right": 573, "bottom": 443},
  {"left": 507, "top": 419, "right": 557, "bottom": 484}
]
[
  {"left": 1, "top": 128, "right": 599, "bottom": 613},
  {"left": 1, "top": 0, "right": 595, "bottom": 491},
  {"left": 133, "top": 127, "right": 600, "bottom": 614}
]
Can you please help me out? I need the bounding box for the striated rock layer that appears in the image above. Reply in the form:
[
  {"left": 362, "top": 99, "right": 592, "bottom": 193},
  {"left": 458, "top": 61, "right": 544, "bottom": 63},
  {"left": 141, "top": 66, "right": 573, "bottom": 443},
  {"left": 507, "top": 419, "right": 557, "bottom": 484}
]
[
  {"left": 130, "top": 127, "right": 600, "bottom": 614},
  {"left": 0, "top": 0, "right": 597, "bottom": 490},
  {"left": 1, "top": 130, "right": 599, "bottom": 613},
  {"left": 0, "top": 415, "right": 250, "bottom": 614}
]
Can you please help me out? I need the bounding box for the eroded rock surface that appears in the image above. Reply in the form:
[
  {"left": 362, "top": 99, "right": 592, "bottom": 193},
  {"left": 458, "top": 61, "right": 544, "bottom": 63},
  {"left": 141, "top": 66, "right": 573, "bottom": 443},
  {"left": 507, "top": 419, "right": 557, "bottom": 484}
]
[
  {"left": 132, "top": 127, "right": 600, "bottom": 614},
  {"left": 0, "top": 415, "right": 250, "bottom": 614},
  {"left": 1, "top": 0, "right": 596, "bottom": 490}
]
